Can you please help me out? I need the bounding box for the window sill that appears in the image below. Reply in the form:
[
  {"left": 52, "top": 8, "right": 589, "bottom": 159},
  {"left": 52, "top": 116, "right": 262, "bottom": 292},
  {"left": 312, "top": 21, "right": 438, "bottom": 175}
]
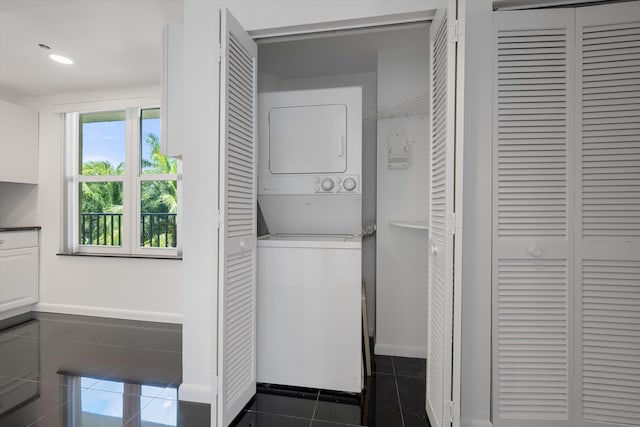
[{"left": 56, "top": 252, "right": 182, "bottom": 260}]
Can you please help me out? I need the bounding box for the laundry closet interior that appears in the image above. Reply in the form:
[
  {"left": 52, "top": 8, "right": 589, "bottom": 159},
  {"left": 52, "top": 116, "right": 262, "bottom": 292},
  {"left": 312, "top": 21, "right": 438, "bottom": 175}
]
[{"left": 236, "top": 22, "right": 432, "bottom": 394}]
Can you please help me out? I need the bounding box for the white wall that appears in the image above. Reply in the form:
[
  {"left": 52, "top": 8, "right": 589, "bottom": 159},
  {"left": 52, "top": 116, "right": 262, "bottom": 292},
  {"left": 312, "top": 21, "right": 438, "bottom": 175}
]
[
  {"left": 261, "top": 72, "right": 378, "bottom": 336},
  {"left": 460, "top": 1, "right": 493, "bottom": 426},
  {"left": 375, "top": 48, "right": 429, "bottom": 358},
  {"left": 0, "top": 182, "right": 38, "bottom": 226},
  {"left": 180, "top": 0, "right": 221, "bottom": 405},
  {"left": 20, "top": 88, "right": 183, "bottom": 324}
]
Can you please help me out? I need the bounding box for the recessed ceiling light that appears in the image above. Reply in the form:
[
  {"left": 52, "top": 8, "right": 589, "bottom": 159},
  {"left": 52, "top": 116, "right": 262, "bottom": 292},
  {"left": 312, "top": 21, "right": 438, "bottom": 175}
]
[{"left": 49, "top": 53, "right": 74, "bottom": 65}]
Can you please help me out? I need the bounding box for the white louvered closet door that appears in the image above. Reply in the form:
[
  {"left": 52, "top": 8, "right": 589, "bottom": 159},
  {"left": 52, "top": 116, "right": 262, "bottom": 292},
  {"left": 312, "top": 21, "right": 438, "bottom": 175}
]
[
  {"left": 492, "top": 10, "right": 576, "bottom": 427},
  {"left": 575, "top": 2, "right": 640, "bottom": 426},
  {"left": 217, "top": 9, "right": 258, "bottom": 427},
  {"left": 427, "top": 1, "right": 459, "bottom": 426}
]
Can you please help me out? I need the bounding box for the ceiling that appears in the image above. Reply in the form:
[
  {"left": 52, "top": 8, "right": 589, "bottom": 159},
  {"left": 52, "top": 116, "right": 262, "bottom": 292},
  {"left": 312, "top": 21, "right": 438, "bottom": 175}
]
[
  {"left": 0, "top": 1, "right": 426, "bottom": 99},
  {"left": 0, "top": 0, "right": 183, "bottom": 99},
  {"left": 258, "top": 24, "right": 429, "bottom": 79}
]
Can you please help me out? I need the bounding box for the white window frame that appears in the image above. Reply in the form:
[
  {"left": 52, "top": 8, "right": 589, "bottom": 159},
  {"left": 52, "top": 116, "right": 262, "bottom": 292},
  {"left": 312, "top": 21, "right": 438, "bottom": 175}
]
[{"left": 64, "top": 106, "right": 181, "bottom": 257}]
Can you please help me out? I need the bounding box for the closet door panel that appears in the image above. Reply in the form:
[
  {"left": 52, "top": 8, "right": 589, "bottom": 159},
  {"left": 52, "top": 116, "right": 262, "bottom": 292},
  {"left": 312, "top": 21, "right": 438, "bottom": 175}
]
[
  {"left": 576, "top": 3, "right": 640, "bottom": 426},
  {"left": 217, "top": 8, "right": 258, "bottom": 426},
  {"left": 578, "top": 254, "right": 640, "bottom": 427},
  {"left": 492, "top": 10, "right": 575, "bottom": 426},
  {"left": 427, "top": 1, "right": 459, "bottom": 426}
]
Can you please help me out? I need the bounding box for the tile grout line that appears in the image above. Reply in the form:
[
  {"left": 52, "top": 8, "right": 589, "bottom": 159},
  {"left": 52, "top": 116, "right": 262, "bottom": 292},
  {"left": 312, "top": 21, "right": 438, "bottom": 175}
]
[
  {"left": 246, "top": 409, "right": 314, "bottom": 421},
  {"left": 87, "top": 348, "right": 152, "bottom": 393},
  {"left": 310, "top": 390, "right": 320, "bottom": 426},
  {"left": 396, "top": 373, "right": 426, "bottom": 379},
  {"left": 391, "top": 357, "right": 406, "bottom": 427},
  {"left": 4, "top": 331, "right": 182, "bottom": 354}
]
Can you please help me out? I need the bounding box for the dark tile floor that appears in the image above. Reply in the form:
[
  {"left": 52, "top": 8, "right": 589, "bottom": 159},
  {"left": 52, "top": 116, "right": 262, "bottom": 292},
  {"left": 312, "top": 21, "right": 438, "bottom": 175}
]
[{"left": 0, "top": 312, "right": 429, "bottom": 427}]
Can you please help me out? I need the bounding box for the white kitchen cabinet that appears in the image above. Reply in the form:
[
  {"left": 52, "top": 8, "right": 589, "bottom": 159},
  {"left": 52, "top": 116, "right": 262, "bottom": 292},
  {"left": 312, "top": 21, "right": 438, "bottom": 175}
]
[
  {"left": 0, "top": 230, "right": 39, "bottom": 312},
  {"left": 0, "top": 100, "right": 39, "bottom": 184}
]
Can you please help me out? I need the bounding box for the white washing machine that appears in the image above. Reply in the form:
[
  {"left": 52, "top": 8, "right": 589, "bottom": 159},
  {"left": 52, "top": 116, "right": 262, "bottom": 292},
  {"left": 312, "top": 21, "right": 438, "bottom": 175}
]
[
  {"left": 256, "top": 195, "right": 362, "bottom": 393},
  {"left": 257, "top": 233, "right": 362, "bottom": 393}
]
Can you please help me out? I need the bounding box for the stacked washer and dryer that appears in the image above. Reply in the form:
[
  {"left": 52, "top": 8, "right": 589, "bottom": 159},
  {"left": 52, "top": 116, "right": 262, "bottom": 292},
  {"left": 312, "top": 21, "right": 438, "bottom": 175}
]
[{"left": 256, "top": 87, "right": 363, "bottom": 393}]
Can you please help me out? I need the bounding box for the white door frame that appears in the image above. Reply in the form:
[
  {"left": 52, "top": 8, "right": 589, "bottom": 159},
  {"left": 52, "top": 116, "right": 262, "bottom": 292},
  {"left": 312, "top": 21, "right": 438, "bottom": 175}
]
[
  {"left": 247, "top": 10, "right": 436, "bottom": 40},
  {"left": 208, "top": 5, "right": 467, "bottom": 426}
]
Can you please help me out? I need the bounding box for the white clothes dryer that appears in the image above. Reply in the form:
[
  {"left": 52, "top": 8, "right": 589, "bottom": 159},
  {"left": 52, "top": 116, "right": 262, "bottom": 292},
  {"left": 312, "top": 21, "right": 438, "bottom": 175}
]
[{"left": 258, "top": 87, "right": 362, "bottom": 196}]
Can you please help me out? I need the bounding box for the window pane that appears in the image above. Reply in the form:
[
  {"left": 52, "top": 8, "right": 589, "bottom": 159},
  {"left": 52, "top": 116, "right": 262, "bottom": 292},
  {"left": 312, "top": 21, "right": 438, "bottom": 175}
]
[
  {"left": 140, "top": 180, "right": 177, "bottom": 248},
  {"left": 80, "top": 111, "right": 126, "bottom": 176},
  {"left": 80, "top": 182, "right": 124, "bottom": 246},
  {"left": 80, "top": 376, "right": 101, "bottom": 389},
  {"left": 81, "top": 386, "right": 124, "bottom": 425},
  {"left": 140, "top": 108, "right": 177, "bottom": 175},
  {"left": 141, "top": 397, "right": 177, "bottom": 426}
]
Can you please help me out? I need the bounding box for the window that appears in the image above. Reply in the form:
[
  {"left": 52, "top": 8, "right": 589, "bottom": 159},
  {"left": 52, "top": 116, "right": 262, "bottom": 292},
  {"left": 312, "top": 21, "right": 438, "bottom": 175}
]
[{"left": 64, "top": 107, "right": 180, "bottom": 257}]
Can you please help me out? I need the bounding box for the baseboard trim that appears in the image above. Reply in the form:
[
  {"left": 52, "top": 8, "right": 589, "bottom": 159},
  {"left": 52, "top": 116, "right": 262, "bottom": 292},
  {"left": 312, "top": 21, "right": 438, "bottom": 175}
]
[
  {"left": 375, "top": 343, "right": 427, "bottom": 358},
  {"left": 179, "top": 383, "right": 212, "bottom": 404},
  {"left": 0, "top": 305, "right": 34, "bottom": 322},
  {"left": 33, "top": 303, "right": 182, "bottom": 324},
  {"left": 461, "top": 419, "right": 493, "bottom": 427}
]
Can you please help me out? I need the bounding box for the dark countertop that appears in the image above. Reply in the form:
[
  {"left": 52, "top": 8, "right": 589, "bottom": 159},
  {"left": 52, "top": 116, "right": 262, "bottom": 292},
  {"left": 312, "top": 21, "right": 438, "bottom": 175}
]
[{"left": 0, "top": 226, "right": 41, "bottom": 232}]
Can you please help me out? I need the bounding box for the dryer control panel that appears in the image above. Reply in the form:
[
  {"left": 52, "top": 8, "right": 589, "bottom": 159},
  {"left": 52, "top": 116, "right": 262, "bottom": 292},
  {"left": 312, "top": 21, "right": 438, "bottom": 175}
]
[{"left": 314, "top": 175, "right": 359, "bottom": 194}]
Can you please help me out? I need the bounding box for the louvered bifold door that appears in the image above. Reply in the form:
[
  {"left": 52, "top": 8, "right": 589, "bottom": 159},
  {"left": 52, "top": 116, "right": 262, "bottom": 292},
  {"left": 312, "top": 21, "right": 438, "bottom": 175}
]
[
  {"left": 492, "top": 10, "right": 575, "bottom": 427},
  {"left": 217, "top": 9, "right": 258, "bottom": 427},
  {"left": 427, "top": 1, "right": 458, "bottom": 426},
  {"left": 576, "top": 3, "right": 640, "bottom": 427}
]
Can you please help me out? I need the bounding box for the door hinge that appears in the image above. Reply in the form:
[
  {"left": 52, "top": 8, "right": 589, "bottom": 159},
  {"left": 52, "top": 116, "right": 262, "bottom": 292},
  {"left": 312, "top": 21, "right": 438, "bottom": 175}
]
[
  {"left": 216, "top": 210, "right": 224, "bottom": 229},
  {"left": 449, "top": 19, "right": 460, "bottom": 43},
  {"left": 217, "top": 43, "right": 225, "bottom": 63},
  {"left": 454, "top": 210, "right": 463, "bottom": 232},
  {"left": 446, "top": 213, "right": 456, "bottom": 235},
  {"left": 212, "top": 376, "right": 220, "bottom": 396},
  {"left": 444, "top": 400, "right": 459, "bottom": 424}
]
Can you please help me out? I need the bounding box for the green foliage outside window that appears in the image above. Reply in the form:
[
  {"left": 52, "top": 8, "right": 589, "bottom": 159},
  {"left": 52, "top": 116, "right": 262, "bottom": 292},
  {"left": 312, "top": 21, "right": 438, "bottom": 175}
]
[{"left": 80, "top": 132, "right": 177, "bottom": 247}]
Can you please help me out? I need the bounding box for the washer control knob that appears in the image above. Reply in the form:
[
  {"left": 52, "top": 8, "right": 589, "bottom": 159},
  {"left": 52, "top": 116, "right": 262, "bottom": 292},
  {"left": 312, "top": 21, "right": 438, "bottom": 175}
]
[
  {"left": 320, "top": 178, "right": 335, "bottom": 192},
  {"left": 343, "top": 177, "right": 357, "bottom": 192}
]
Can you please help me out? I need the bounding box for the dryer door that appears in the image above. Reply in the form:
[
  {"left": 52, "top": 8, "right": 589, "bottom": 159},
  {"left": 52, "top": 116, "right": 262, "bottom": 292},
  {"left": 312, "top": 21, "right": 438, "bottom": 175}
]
[{"left": 268, "top": 103, "right": 347, "bottom": 174}]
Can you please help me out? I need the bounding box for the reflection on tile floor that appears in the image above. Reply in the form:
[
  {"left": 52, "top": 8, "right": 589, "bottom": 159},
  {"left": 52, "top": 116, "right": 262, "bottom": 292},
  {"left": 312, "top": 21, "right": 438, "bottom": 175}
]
[{"left": 0, "top": 312, "right": 429, "bottom": 427}]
